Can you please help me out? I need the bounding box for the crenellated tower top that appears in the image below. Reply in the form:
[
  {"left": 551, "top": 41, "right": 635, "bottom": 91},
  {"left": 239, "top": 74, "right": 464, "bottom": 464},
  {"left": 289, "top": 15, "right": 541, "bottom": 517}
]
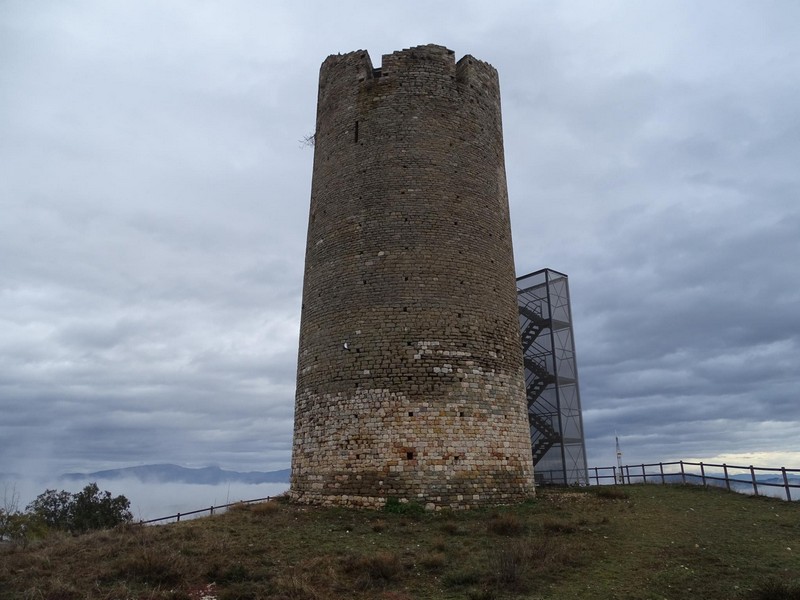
[{"left": 318, "top": 44, "right": 500, "bottom": 99}]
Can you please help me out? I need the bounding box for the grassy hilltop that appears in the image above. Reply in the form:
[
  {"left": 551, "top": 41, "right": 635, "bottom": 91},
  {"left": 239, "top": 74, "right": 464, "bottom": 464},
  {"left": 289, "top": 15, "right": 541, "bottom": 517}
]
[{"left": 1, "top": 484, "right": 799, "bottom": 600}]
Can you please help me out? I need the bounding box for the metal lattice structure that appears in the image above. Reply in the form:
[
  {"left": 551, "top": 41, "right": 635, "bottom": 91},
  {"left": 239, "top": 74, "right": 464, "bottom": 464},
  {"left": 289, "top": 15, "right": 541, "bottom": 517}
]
[{"left": 517, "top": 269, "right": 588, "bottom": 485}]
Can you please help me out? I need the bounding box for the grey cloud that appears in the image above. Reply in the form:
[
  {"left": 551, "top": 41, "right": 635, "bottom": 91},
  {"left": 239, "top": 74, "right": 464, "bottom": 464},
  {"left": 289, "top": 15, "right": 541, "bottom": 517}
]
[{"left": 1, "top": 1, "right": 798, "bottom": 482}]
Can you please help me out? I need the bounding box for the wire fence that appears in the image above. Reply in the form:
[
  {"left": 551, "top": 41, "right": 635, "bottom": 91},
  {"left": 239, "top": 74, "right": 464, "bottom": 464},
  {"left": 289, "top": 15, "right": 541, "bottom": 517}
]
[
  {"left": 579, "top": 460, "right": 800, "bottom": 501},
  {"left": 141, "top": 496, "right": 275, "bottom": 525}
]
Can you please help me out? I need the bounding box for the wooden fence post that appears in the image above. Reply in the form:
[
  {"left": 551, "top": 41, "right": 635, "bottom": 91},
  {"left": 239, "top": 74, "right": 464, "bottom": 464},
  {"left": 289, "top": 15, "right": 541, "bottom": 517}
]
[
  {"left": 642, "top": 464, "right": 647, "bottom": 484},
  {"left": 176, "top": 512, "right": 181, "bottom": 523},
  {"left": 750, "top": 465, "right": 758, "bottom": 496},
  {"left": 781, "top": 467, "right": 791, "bottom": 501},
  {"left": 210, "top": 506, "right": 214, "bottom": 516},
  {"left": 700, "top": 462, "right": 706, "bottom": 487},
  {"left": 680, "top": 461, "right": 686, "bottom": 484},
  {"left": 659, "top": 462, "right": 665, "bottom": 484},
  {"left": 723, "top": 464, "right": 731, "bottom": 491}
]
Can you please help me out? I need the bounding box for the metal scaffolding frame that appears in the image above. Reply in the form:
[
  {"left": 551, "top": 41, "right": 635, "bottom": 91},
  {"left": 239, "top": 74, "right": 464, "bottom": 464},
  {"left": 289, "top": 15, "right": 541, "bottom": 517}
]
[{"left": 517, "top": 268, "right": 588, "bottom": 485}]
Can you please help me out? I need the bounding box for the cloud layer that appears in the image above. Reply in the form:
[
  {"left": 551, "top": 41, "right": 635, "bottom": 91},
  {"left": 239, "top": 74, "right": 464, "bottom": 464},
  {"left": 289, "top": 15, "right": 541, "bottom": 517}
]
[{"left": 1, "top": 1, "right": 798, "bottom": 478}]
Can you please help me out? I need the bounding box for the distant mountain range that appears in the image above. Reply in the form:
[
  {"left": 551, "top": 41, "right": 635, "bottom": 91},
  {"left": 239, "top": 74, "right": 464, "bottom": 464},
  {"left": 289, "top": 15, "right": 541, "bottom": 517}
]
[{"left": 60, "top": 464, "right": 290, "bottom": 485}]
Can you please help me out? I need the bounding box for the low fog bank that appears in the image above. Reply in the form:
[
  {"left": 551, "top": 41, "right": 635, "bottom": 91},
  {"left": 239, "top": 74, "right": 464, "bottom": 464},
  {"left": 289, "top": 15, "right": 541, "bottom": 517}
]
[{"left": 1, "top": 476, "right": 289, "bottom": 521}]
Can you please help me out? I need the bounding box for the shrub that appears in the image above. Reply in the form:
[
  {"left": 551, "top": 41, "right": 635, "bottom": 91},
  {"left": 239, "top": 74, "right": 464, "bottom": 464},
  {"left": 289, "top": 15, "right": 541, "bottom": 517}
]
[
  {"left": 226, "top": 563, "right": 253, "bottom": 583},
  {"left": 371, "top": 519, "right": 386, "bottom": 533},
  {"left": 419, "top": 552, "right": 447, "bottom": 571},
  {"left": 443, "top": 568, "right": 482, "bottom": 587},
  {"left": 343, "top": 551, "right": 402, "bottom": 588},
  {"left": 25, "top": 489, "right": 73, "bottom": 529},
  {"left": 273, "top": 572, "right": 323, "bottom": 600},
  {"left": 486, "top": 513, "right": 525, "bottom": 536},
  {"left": 440, "top": 521, "right": 467, "bottom": 536},
  {"left": 251, "top": 501, "right": 281, "bottom": 516},
  {"left": 114, "top": 547, "right": 190, "bottom": 586},
  {"left": 467, "top": 589, "right": 498, "bottom": 600},
  {"left": 751, "top": 578, "right": 800, "bottom": 600},
  {"left": 593, "top": 486, "right": 629, "bottom": 500},
  {"left": 542, "top": 518, "right": 577, "bottom": 534},
  {"left": 493, "top": 541, "right": 531, "bottom": 589},
  {"left": 229, "top": 501, "right": 251, "bottom": 512},
  {"left": 383, "top": 497, "right": 424, "bottom": 516},
  {"left": 26, "top": 483, "right": 132, "bottom": 534},
  {"left": 380, "top": 593, "right": 415, "bottom": 600},
  {"left": 431, "top": 536, "right": 448, "bottom": 551},
  {"left": 1, "top": 510, "right": 47, "bottom": 545},
  {"left": 70, "top": 483, "right": 133, "bottom": 532}
]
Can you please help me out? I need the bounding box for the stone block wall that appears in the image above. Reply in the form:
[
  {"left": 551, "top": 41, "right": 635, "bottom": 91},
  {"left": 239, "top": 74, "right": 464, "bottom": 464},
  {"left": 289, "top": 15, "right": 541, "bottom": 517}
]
[{"left": 290, "top": 44, "right": 534, "bottom": 509}]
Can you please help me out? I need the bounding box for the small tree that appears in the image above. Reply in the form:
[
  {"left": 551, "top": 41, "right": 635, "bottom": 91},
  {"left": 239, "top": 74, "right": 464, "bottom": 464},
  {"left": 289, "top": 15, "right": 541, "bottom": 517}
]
[
  {"left": 1, "top": 483, "right": 20, "bottom": 540},
  {"left": 26, "top": 483, "right": 132, "bottom": 533},
  {"left": 70, "top": 482, "right": 132, "bottom": 533},
  {"left": 25, "top": 488, "right": 73, "bottom": 529},
  {"left": 2, "top": 483, "right": 47, "bottom": 545}
]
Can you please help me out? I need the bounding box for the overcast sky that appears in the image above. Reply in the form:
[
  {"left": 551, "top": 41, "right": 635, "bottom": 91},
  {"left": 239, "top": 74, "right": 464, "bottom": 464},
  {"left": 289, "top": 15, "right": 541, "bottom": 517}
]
[{"left": 2, "top": 1, "right": 798, "bottom": 482}]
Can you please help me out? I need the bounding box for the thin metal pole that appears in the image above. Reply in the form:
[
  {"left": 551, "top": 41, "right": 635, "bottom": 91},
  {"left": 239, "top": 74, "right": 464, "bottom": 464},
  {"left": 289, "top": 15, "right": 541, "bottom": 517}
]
[{"left": 544, "top": 271, "right": 568, "bottom": 485}]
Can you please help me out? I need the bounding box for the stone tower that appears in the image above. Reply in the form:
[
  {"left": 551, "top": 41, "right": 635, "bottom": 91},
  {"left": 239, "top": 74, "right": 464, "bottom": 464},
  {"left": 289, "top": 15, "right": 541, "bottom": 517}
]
[{"left": 290, "top": 44, "right": 534, "bottom": 509}]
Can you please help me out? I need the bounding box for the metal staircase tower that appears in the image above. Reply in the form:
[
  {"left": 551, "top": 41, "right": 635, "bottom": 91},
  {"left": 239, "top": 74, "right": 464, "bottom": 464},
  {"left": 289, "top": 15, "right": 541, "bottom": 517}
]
[{"left": 517, "top": 269, "right": 588, "bottom": 485}]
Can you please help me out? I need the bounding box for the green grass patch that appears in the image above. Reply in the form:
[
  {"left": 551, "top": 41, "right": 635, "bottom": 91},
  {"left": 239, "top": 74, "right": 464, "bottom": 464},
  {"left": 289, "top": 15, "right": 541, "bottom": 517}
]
[{"left": 1, "top": 484, "right": 798, "bottom": 599}]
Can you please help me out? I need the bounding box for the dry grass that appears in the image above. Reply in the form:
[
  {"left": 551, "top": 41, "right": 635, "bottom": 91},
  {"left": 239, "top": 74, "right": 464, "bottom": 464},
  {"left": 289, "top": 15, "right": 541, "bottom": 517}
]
[
  {"left": 1, "top": 485, "right": 799, "bottom": 599},
  {"left": 592, "top": 485, "right": 630, "bottom": 500},
  {"left": 250, "top": 500, "right": 282, "bottom": 515},
  {"left": 486, "top": 512, "right": 526, "bottom": 536},
  {"left": 343, "top": 551, "right": 403, "bottom": 590}
]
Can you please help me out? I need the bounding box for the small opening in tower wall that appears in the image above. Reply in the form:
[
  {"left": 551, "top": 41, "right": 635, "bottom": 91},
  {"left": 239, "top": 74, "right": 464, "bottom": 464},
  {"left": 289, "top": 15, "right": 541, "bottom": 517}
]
[
  {"left": 408, "top": 411, "right": 414, "bottom": 417},
  {"left": 406, "top": 451, "right": 415, "bottom": 460}
]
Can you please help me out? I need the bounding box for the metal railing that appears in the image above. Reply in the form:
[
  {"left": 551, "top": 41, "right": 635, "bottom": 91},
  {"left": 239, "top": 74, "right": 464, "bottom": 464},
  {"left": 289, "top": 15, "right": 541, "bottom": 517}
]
[
  {"left": 576, "top": 461, "right": 799, "bottom": 501},
  {"left": 141, "top": 496, "right": 275, "bottom": 524},
  {"left": 139, "top": 460, "right": 799, "bottom": 524}
]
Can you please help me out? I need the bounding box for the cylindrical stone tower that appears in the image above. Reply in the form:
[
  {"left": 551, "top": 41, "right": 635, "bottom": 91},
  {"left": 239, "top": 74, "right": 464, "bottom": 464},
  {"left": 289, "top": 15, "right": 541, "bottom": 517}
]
[{"left": 290, "top": 44, "right": 534, "bottom": 509}]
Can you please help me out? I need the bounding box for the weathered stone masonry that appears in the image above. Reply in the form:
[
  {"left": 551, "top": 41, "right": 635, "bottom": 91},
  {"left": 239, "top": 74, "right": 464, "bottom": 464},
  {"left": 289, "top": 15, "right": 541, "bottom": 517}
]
[{"left": 290, "top": 44, "right": 534, "bottom": 509}]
